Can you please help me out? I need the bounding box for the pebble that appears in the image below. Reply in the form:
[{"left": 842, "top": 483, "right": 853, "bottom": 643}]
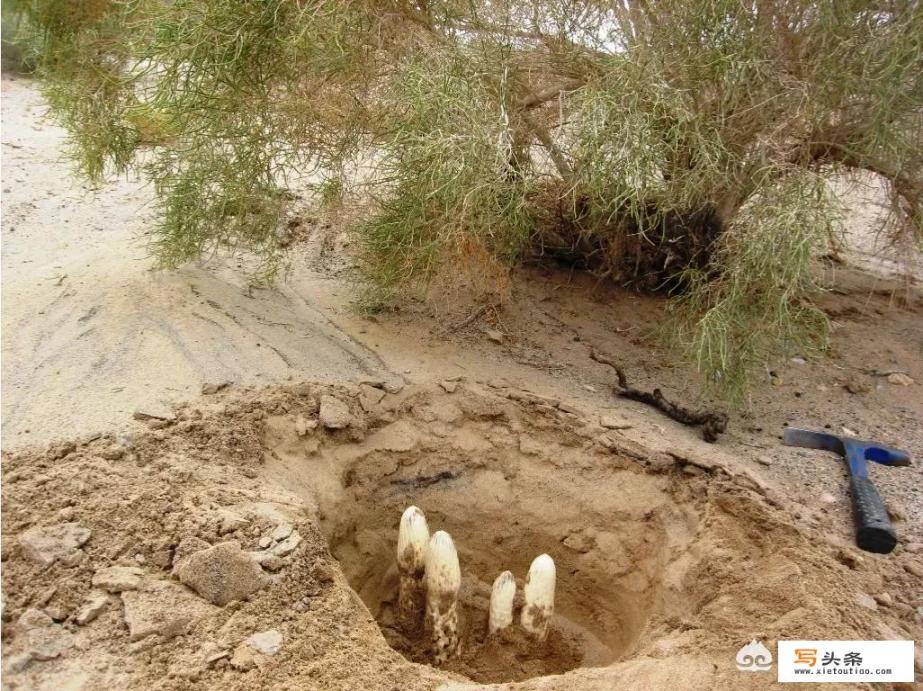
[
  {"left": 175, "top": 541, "right": 269, "bottom": 606},
  {"left": 599, "top": 413, "right": 632, "bottom": 430},
  {"left": 271, "top": 531, "right": 302, "bottom": 557},
  {"left": 270, "top": 523, "right": 293, "bottom": 542},
  {"left": 230, "top": 644, "right": 257, "bottom": 671},
  {"left": 855, "top": 592, "right": 878, "bottom": 611},
  {"left": 819, "top": 492, "right": 837, "bottom": 504},
  {"left": 756, "top": 456, "right": 773, "bottom": 466},
  {"left": 439, "top": 380, "right": 458, "bottom": 393},
  {"left": 358, "top": 385, "right": 386, "bottom": 412},
  {"left": 247, "top": 630, "right": 283, "bottom": 656},
  {"left": 873, "top": 592, "right": 893, "bottom": 607},
  {"left": 122, "top": 579, "right": 213, "bottom": 641},
  {"left": 318, "top": 395, "right": 352, "bottom": 429},
  {"left": 258, "top": 536, "right": 272, "bottom": 549},
  {"left": 903, "top": 561, "right": 923, "bottom": 579},
  {"left": 92, "top": 566, "right": 144, "bottom": 593},
  {"left": 887, "top": 372, "right": 914, "bottom": 386},
  {"left": 485, "top": 328, "right": 503, "bottom": 343},
  {"left": 75, "top": 592, "right": 111, "bottom": 625},
  {"left": 518, "top": 435, "right": 542, "bottom": 456},
  {"left": 18, "top": 523, "right": 91, "bottom": 566}
]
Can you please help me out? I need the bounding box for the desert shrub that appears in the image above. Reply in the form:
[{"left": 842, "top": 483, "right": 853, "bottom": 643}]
[{"left": 7, "top": 0, "right": 923, "bottom": 401}]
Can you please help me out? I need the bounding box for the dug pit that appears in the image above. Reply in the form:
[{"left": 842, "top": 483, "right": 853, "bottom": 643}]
[{"left": 264, "top": 382, "right": 704, "bottom": 684}]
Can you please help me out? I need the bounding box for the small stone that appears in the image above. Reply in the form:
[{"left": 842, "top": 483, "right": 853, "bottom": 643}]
[
  {"left": 358, "top": 384, "right": 386, "bottom": 412},
  {"left": 258, "top": 536, "right": 272, "bottom": 549},
  {"left": 7, "top": 652, "right": 33, "bottom": 672},
  {"left": 318, "top": 395, "right": 351, "bottom": 429},
  {"left": 19, "top": 523, "right": 91, "bottom": 566},
  {"left": 27, "top": 626, "right": 74, "bottom": 660},
  {"left": 271, "top": 531, "right": 302, "bottom": 557},
  {"left": 855, "top": 592, "right": 878, "bottom": 611},
  {"left": 230, "top": 644, "right": 257, "bottom": 671},
  {"left": 259, "top": 556, "right": 286, "bottom": 573},
  {"left": 175, "top": 541, "right": 269, "bottom": 606},
  {"left": 756, "top": 456, "right": 773, "bottom": 466},
  {"left": 219, "top": 514, "right": 248, "bottom": 535},
  {"left": 294, "top": 415, "right": 316, "bottom": 436},
  {"left": 270, "top": 523, "right": 293, "bottom": 542},
  {"left": 121, "top": 580, "right": 214, "bottom": 641},
  {"left": 99, "top": 446, "right": 125, "bottom": 461},
  {"left": 845, "top": 377, "right": 871, "bottom": 394},
  {"left": 18, "top": 608, "right": 53, "bottom": 631},
  {"left": 903, "top": 542, "right": 923, "bottom": 554},
  {"left": 366, "top": 420, "right": 419, "bottom": 452},
  {"left": 247, "top": 630, "right": 282, "bottom": 656},
  {"left": 887, "top": 502, "right": 907, "bottom": 522},
  {"left": 887, "top": 372, "right": 914, "bottom": 386},
  {"left": 599, "top": 413, "right": 632, "bottom": 430},
  {"left": 819, "top": 492, "right": 837, "bottom": 504},
  {"left": 132, "top": 407, "right": 174, "bottom": 422},
  {"left": 382, "top": 380, "right": 404, "bottom": 394},
  {"left": 201, "top": 642, "right": 231, "bottom": 666},
  {"left": 518, "top": 435, "right": 542, "bottom": 456},
  {"left": 790, "top": 357, "right": 807, "bottom": 365},
  {"left": 485, "top": 328, "right": 503, "bottom": 344},
  {"left": 201, "top": 382, "right": 230, "bottom": 395},
  {"left": 835, "top": 548, "right": 864, "bottom": 570},
  {"left": 312, "top": 563, "right": 335, "bottom": 584},
  {"left": 439, "top": 380, "right": 458, "bottom": 394},
  {"left": 903, "top": 561, "right": 923, "bottom": 579},
  {"left": 75, "top": 592, "right": 111, "bottom": 625},
  {"left": 873, "top": 592, "right": 893, "bottom": 607},
  {"left": 92, "top": 566, "right": 144, "bottom": 593},
  {"left": 172, "top": 536, "right": 211, "bottom": 568}
]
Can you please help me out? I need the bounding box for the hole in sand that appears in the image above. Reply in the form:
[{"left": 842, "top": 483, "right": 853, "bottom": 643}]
[{"left": 296, "top": 419, "right": 701, "bottom": 683}]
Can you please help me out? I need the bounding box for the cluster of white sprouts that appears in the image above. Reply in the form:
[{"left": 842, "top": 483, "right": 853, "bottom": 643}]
[{"left": 397, "top": 506, "right": 556, "bottom": 662}]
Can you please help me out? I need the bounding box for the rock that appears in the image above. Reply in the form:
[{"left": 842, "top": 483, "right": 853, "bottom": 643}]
[
  {"left": 201, "top": 382, "right": 230, "bottom": 395},
  {"left": 229, "top": 644, "right": 257, "bottom": 671},
  {"left": 318, "top": 395, "right": 351, "bottom": 429},
  {"left": 293, "top": 415, "right": 317, "bottom": 436},
  {"left": 484, "top": 328, "right": 503, "bottom": 344},
  {"left": 562, "top": 532, "right": 594, "bottom": 554},
  {"left": 19, "top": 523, "right": 91, "bottom": 566},
  {"left": 258, "top": 536, "right": 272, "bottom": 549},
  {"left": 819, "top": 492, "right": 837, "bottom": 504},
  {"left": 756, "top": 455, "right": 773, "bottom": 466},
  {"left": 887, "top": 372, "right": 914, "bottom": 386},
  {"left": 855, "top": 592, "right": 878, "bottom": 611},
  {"left": 258, "top": 555, "right": 286, "bottom": 573},
  {"left": 835, "top": 548, "right": 863, "bottom": 570},
  {"left": 75, "top": 592, "right": 111, "bottom": 625},
  {"left": 121, "top": 579, "right": 214, "bottom": 641},
  {"left": 92, "top": 566, "right": 144, "bottom": 593},
  {"left": 99, "top": 446, "right": 125, "bottom": 460},
  {"left": 201, "top": 642, "right": 231, "bottom": 666},
  {"left": 270, "top": 523, "right": 293, "bottom": 542},
  {"left": 18, "top": 608, "right": 53, "bottom": 631},
  {"left": 439, "top": 380, "right": 459, "bottom": 393},
  {"left": 903, "top": 542, "right": 923, "bottom": 555},
  {"left": 172, "top": 536, "right": 211, "bottom": 568},
  {"left": 358, "top": 384, "right": 386, "bottom": 412},
  {"left": 247, "top": 630, "right": 282, "bottom": 656},
  {"left": 219, "top": 513, "right": 248, "bottom": 535},
  {"left": 887, "top": 501, "right": 907, "bottom": 522},
  {"left": 366, "top": 420, "right": 419, "bottom": 452},
  {"left": 175, "top": 541, "right": 269, "bottom": 606},
  {"left": 271, "top": 531, "right": 302, "bottom": 557},
  {"left": 903, "top": 561, "right": 923, "bottom": 579},
  {"left": 518, "top": 435, "right": 542, "bottom": 456},
  {"left": 382, "top": 380, "right": 404, "bottom": 394},
  {"left": 599, "top": 413, "right": 632, "bottom": 430},
  {"left": 7, "top": 652, "right": 33, "bottom": 673},
  {"left": 845, "top": 376, "right": 871, "bottom": 394},
  {"left": 26, "top": 625, "right": 74, "bottom": 661},
  {"left": 873, "top": 592, "right": 893, "bottom": 607}
]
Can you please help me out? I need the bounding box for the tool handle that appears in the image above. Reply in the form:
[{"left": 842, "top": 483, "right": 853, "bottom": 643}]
[{"left": 850, "top": 475, "right": 897, "bottom": 554}]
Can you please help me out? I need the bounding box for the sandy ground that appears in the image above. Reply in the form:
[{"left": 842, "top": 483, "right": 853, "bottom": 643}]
[{"left": 2, "top": 75, "right": 922, "bottom": 690}]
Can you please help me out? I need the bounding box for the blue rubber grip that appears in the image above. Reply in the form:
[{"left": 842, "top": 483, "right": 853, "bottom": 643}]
[{"left": 850, "top": 474, "right": 897, "bottom": 554}]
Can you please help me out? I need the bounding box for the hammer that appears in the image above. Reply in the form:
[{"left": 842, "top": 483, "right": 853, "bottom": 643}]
[{"left": 783, "top": 428, "right": 911, "bottom": 554}]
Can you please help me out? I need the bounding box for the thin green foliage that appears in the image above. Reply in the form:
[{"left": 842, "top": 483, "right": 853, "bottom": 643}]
[{"left": 8, "top": 0, "right": 923, "bottom": 403}]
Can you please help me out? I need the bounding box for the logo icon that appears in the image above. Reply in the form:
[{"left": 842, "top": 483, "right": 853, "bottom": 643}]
[{"left": 736, "top": 639, "right": 773, "bottom": 671}]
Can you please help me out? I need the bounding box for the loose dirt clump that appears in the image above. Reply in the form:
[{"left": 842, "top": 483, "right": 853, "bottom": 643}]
[{"left": 2, "top": 381, "right": 921, "bottom": 689}]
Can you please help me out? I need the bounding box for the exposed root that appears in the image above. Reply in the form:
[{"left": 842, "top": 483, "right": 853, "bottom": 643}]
[{"left": 590, "top": 350, "right": 728, "bottom": 442}]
